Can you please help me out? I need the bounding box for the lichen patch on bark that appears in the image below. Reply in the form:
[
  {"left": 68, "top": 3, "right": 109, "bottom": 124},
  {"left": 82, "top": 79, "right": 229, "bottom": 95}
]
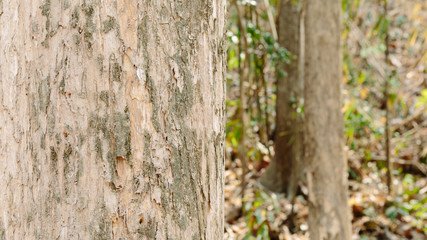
[{"left": 0, "top": 0, "right": 226, "bottom": 239}]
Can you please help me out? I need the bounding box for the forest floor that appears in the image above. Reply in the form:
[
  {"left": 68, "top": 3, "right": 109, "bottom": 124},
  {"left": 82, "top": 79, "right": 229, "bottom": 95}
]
[
  {"left": 224, "top": 0, "right": 426, "bottom": 239},
  {"left": 224, "top": 157, "right": 427, "bottom": 239}
]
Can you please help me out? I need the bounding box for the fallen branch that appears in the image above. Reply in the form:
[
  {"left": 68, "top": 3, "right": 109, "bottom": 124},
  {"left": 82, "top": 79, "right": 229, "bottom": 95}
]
[{"left": 369, "top": 155, "right": 427, "bottom": 176}]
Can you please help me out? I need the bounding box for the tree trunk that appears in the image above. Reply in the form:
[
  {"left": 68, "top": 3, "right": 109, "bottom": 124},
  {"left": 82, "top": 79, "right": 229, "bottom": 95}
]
[
  {"left": 0, "top": 1, "right": 226, "bottom": 239},
  {"left": 260, "top": 0, "right": 304, "bottom": 198},
  {"left": 304, "top": 0, "right": 352, "bottom": 239}
]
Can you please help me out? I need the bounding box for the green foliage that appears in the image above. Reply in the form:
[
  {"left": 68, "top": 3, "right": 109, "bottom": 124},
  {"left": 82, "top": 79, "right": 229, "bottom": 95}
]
[
  {"left": 385, "top": 174, "right": 427, "bottom": 233},
  {"left": 415, "top": 89, "right": 427, "bottom": 113},
  {"left": 243, "top": 190, "right": 280, "bottom": 239},
  {"left": 226, "top": 0, "right": 290, "bottom": 164}
]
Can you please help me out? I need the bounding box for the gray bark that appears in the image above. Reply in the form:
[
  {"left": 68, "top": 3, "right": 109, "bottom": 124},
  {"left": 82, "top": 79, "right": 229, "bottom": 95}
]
[
  {"left": 0, "top": 1, "right": 226, "bottom": 239},
  {"left": 304, "top": 0, "right": 352, "bottom": 239},
  {"left": 260, "top": 0, "right": 304, "bottom": 199}
]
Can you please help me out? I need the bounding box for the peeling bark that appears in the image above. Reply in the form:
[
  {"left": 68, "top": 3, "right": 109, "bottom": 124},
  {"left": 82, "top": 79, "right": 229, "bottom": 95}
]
[{"left": 0, "top": 0, "right": 226, "bottom": 239}]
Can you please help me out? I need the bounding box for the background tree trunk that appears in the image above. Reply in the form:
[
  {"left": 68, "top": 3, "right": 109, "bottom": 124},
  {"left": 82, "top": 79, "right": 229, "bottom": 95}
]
[
  {"left": 0, "top": 1, "right": 226, "bottom": 239},
  {"left": 303, "top": 0, "right": 352, "bottom": 239},
  {"left": 260, "top": 0, "right": 304, "bottom": 198}
]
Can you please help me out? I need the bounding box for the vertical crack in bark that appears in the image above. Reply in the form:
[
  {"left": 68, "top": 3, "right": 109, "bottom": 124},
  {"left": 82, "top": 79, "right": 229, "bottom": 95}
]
[
  {"left": 109, "top": 53, "right": 117, "bottom": 181},
  {"left": 183, "top": 135, "right": 206, "bottom": 240}
]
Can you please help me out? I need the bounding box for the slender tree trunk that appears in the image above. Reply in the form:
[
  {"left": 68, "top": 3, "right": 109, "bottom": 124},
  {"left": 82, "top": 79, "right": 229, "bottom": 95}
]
[
  {"left": 383, "top": 0, "right": 392, "bottom": 193},
  {"left": 235, "top": 2, "right": 249, "bottom": 201},
  {"left": 0, "top": 1, "right": 226, "bottom": 239},
  {"left": 304, "top": 0, "right": 352, "bottom": 239},
  {"left": 260, "top": 0, "right": 304, "bottom": 198}
]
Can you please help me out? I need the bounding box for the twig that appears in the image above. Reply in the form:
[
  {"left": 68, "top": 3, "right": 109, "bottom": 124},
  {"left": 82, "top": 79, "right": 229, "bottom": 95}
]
[
  {"left": 368, "top": 155, "right": 427, "bottom": 176},
  {"left": 383, "top": 0, "right": 392, "bottom": 194},
  {"left": 352, "top": 26, "right": 386, "bottom": 79},
  {"left": 391, "top": 107, "right": 425, "bottom": 132},
  {"left": 366, "top": 107, "right": 425, "bottom": 149},
  {"left": 407, "top": 49, "right": 427, "bottom": 72},
  {"left": 234, "top": 0, "right": 250, "bottom": 208},
  {"left": 263, "top": 0, "right": 278, "bottom": 41}
]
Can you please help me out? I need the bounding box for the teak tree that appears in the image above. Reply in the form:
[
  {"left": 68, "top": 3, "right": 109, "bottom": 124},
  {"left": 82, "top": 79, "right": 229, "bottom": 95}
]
[
  {"left": 260, "top": 0, "right": 304, "bottom": 199},
  {"left": 304, "top": 0, "right": 352, "bottom": 239},
  {"left": 0, "top": 1, "right": 226, "bottom": 239}
]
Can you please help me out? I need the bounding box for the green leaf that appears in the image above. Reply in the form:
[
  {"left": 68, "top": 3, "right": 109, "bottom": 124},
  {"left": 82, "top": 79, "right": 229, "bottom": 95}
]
[{"left": 385, "top": 206, "right": 398, "bottom": 220}]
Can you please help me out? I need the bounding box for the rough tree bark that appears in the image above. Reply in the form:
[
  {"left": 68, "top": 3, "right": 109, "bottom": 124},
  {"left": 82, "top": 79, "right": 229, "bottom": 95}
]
[
  {"left": 0, "top": 1, "right": 226, "bottom": 239},
  {"left": 304, "top": 0, "right": 352, "bottom": 239},
  {"left": 260, "top": 0, "right": 304, "bottom": 198}
]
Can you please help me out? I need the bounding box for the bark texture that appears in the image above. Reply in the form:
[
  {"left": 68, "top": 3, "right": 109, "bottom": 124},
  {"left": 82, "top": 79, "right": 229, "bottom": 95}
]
[
  {"left": 260, "top": 0, "right": 304, "bottom": 198},
  {"left": 0, "top": 0, "right": 226, "bottom": 239},
  {"left": 303, "top": 0, "right": 352, "bottom": 239}
]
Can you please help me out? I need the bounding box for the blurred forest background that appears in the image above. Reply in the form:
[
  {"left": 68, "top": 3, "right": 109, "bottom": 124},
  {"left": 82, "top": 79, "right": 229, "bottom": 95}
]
[{"left": 223, "top": 0, "right": 427, "bottom": 239}]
